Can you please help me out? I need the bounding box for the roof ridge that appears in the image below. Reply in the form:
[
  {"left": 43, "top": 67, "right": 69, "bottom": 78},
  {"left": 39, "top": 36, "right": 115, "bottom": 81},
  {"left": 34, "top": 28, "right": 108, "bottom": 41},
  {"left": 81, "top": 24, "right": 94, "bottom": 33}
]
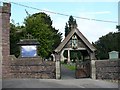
[{"left": 54, "top": 27, "right": 96, "bottom": 53}]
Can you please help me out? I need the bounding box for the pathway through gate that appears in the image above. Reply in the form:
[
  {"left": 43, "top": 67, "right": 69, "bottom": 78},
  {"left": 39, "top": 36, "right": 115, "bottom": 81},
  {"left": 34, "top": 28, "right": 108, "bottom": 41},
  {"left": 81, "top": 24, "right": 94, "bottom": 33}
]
[
  {"left": 60, "top": 59, "right": 91, "bottom": 79},
  {"left": 61, "top": 64, "right": 75, "bottom": 79}
]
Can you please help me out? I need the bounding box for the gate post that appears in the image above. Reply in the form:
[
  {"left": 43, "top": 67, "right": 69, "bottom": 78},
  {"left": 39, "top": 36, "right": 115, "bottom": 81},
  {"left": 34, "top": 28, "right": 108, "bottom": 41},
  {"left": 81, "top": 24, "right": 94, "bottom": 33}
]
[
  {"left": 55, "top": 53, "right": 61, "bottom": 79},
  {"left": 91, "top": 60, "right": 96, "bottom": 79},
  {"left": 0, "top": 8, "right": 2, "bottom": 79},
  {"left": 0, "top": 3, "right": 11, "bottom": 78},
  {"left": 90, "top": 52, "right": 96, "bottom": 79}
]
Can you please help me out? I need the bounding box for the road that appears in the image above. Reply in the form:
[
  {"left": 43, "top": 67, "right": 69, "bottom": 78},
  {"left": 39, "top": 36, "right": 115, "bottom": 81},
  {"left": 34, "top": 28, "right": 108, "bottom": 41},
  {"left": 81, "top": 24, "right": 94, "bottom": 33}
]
[{"left": 1, "top": 78, "right": 119, "bottom": 89}]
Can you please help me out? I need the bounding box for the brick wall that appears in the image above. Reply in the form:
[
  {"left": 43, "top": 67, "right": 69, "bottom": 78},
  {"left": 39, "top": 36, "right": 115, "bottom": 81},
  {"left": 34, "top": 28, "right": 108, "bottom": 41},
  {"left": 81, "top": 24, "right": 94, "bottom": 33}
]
[
  {"left": 0, "top": 3, "right": 11, "bottom": 79},
  {"left": 95, "top": 59, "right": 120, "bottom": 80},
  {"left": 0, "top": 6, "right": 2, "bottom": 79},
  {"left": 10, "top": 56, "right": 55, "bottom": 79}
]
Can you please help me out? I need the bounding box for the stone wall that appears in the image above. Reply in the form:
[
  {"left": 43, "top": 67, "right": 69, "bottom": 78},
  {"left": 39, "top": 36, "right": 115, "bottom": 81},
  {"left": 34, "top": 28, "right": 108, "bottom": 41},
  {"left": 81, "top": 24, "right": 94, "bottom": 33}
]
[
  {"left": 10, "top": 56, "right": 55, "bottom": 79},
  {"left": 95, "top": 59, "right": 120, "bottom": 80}
]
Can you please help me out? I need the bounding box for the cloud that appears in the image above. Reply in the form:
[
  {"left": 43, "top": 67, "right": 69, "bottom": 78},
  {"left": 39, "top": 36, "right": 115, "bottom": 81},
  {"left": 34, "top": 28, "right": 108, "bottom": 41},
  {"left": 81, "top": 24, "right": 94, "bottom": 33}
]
[
  {"left": 32, "top": 9, "right": 114, "bottom": 43},
  {"left": 48, "top": 11, "right": 68, "bottom": 39},
  {"left": 77, "top": 20, "right": 117, "bottom": 42},
  {"left": 76, "top": 12, "right": 117, "bottom": 42},
  {"left": 50, "top": 11, "right": 118, "bottom": 43}
]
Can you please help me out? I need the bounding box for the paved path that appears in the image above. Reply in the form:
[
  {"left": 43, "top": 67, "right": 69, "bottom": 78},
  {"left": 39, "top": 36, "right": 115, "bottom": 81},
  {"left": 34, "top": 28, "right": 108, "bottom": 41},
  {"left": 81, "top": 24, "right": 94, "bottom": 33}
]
[{"left": 61, "top": 64, "right": 75, "bottom": 79}]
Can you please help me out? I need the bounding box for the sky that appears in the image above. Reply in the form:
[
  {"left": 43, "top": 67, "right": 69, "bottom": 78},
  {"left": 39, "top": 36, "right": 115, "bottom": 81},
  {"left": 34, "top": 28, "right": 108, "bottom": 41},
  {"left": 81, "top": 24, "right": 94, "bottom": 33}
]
[
  {"left": 1, "top": 0, "right": 119, "bottom": 43},
  {"left": 118, "top": 1, "right": 120, "bottom": 25}
]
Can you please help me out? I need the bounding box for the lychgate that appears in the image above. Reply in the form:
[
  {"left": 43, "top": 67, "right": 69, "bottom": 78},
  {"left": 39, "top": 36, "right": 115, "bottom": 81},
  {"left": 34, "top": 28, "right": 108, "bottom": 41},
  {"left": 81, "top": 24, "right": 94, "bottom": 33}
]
[{"left": 53, "top": 25, "right": 97, "bottom": 79}]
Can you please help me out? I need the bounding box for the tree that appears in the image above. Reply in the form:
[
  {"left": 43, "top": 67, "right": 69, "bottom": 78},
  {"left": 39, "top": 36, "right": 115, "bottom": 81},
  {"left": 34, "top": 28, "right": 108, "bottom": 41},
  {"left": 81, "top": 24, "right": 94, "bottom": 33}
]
[
  {"left": 94, "top": 32, "right": 119, "bottom": 59},
  {"left": 116, "top": 25, "right": 120, "bottom": 31},
  {"left": 10, "top": 23, "right": 25, "bottom": 57},
  {"left": 24, "top": 12, "right": 62, "bottom": 58},
  {"left": 68, "top": 16, "right": 77, "bottom": 29},
  {"left": 65, "top": 23, "right": 70, "bottom": 37},
  {"left": 116, "top": 25, "right": 120, "bottom": 53},
  {"left": 65, "top": 15, "right": 77, "bottom": 37},
  {"left": 10, "top": 12, "right": 62, "bottom": 58}
]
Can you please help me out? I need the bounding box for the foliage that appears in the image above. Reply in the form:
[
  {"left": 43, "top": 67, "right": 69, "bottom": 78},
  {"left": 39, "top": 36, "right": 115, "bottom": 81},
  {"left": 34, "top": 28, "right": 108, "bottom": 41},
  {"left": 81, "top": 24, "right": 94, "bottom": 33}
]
[
  {"left": 70, "top": 50, "right": 82, "bottom": 60},
  {"left": 62, "top": 63, "right": 75, "bottom": 71},
  {"left": 65, "top": 16, "right": 77, "bottom": 37},
  {"left": 10, "top": 12, "right": 62, "bottom": 58},
  {"left": 63, "top": 50, "right": 82, "bottom": 62},
  {"left": 94, "top": 32, "right": 120, "bottom": 59},
  {"left": 10, "top": 23, "right": 25, "bottom": 57},
  {"left": 68, "top": 16, "right": 77, "bottom": 29},
  {"left": 116, "top": 25, "right": 120, "bottom": 31},
  {"left": 63, "top": 50, "right": 68, "bottom": 58},
  {"left": 24, "top": 12, "right": 62, "bottom": 57},
  {"left": 65, "top": 23, "right": 70, "bottom": 37}
]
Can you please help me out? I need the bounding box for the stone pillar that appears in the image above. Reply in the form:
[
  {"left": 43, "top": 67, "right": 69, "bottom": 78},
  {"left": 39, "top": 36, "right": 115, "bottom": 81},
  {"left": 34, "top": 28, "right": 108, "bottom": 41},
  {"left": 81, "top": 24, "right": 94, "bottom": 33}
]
[
  {"left": 68, "top": 50, "right": 70, "bottom": 62},
  {"left": 0, "top": 3, "right": 11, "bottom": 79},
  {"left": 55, "top": 53, "right": 61, "bottom": 79},
  {"left": 91, "top": 60, "right": 96, "bottom": 79},
  {"left": 89, "top": 51, "right": 96, "bottom": 79}
]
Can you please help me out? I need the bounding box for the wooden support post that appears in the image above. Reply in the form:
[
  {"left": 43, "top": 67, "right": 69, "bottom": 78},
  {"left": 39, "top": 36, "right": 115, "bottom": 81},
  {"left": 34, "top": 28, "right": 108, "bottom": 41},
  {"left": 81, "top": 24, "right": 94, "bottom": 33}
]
[{"left": 68, "top": 50, "right": 70, "bottom": 62}]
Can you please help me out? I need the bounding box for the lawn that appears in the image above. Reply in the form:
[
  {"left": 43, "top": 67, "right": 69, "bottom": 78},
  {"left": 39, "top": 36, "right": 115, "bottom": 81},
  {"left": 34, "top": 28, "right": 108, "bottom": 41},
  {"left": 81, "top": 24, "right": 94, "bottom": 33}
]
[{"left": 62, "top": 63, "right": 76, "bottom": 71}]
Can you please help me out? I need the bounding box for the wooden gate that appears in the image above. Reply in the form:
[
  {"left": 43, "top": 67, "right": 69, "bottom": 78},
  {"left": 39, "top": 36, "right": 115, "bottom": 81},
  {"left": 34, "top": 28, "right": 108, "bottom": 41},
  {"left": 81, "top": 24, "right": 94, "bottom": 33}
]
[{"left": 75, "top": 60, "right": 91, "bottom": 78}]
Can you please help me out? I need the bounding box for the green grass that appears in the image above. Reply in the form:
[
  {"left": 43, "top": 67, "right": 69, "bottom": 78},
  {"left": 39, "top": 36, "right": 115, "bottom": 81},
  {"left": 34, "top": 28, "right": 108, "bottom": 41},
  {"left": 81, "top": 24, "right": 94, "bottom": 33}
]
[{"left": 62, "top": 63, "right": 76, "bottom": 71}]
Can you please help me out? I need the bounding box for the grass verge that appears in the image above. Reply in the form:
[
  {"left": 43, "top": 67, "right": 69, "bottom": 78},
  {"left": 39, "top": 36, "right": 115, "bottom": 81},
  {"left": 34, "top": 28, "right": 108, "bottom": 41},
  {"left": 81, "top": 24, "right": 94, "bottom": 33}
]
[{"left": 62, "top": 63, "right": 76, "bottom": 71}]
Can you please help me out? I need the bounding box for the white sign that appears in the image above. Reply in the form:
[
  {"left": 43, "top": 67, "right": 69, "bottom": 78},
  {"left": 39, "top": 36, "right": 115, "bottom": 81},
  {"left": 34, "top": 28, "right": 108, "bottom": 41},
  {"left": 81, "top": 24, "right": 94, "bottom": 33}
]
[{"left": 21, "top": 45, "right": 37, "bottom": 57}]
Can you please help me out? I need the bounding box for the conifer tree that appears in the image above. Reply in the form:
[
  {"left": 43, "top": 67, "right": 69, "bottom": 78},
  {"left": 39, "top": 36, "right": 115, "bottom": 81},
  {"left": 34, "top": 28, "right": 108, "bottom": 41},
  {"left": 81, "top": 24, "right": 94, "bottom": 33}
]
[{"left": 65, "top": 15, "right": 77, "bottom": 37}]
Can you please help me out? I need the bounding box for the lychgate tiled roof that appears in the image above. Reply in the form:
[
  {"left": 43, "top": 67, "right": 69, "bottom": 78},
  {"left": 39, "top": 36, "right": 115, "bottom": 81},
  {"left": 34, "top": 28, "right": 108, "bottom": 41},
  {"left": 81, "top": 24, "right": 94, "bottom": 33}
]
[{"left": 54, "top": 27, "right": 96, "bottom": 53}]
